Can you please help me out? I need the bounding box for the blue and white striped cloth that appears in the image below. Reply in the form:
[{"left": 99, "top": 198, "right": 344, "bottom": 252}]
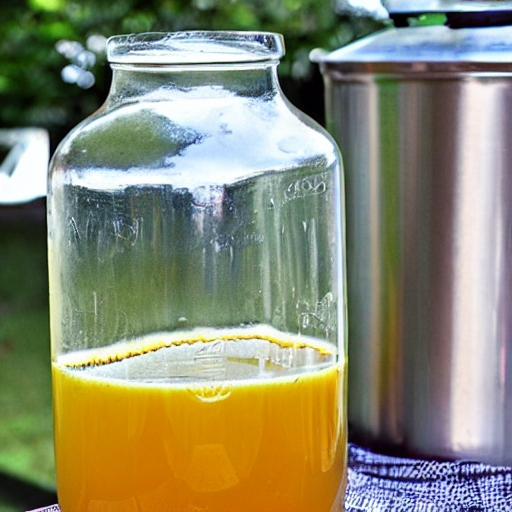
[{"left": 346, "top": 443, "right": 512, "bottom": 511}]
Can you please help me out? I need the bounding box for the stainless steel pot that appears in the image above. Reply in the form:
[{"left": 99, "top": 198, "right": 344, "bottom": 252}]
[
  {"left": 317, "top": 22, "right": 512, "bottom": 465},
  {"left": 382, "top": 0, "right": 512, "bottom": 14}
]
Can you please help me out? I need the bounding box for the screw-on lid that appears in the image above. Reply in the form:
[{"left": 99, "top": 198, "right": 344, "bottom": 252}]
[{"left": 107, "top": 31, "right": 285, "bottom": 65}]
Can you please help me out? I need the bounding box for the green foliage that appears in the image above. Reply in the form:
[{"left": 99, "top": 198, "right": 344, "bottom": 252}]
[
  {"left": 0, "top": 215, "right": 54, "bottom": 492},
  {"left": 407, "top": 13, "right": 448, "bottom": 26},
  {"left": 0, "top": 0, "right": 384, "bottom": 148},
  {"left": 29, "top": 0, "right": 66, "bottom": 11}
]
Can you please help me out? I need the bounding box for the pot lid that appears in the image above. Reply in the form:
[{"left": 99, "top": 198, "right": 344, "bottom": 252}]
[
  {"left": 383, "top": 0, "right": 512, "bottom": 13},
  {"left": 316, "top": 24, "right": 512, "bottom": 73}
]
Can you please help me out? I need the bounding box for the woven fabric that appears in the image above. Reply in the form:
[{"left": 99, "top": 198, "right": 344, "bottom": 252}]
[{"left": 346, "top": 444, "right": 512, "bottom": 512}]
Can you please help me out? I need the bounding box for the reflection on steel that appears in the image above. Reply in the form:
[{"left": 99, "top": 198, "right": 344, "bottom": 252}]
[
  {"left": 319, "top": 24, "right": 512, "bottom": 464},
  {"left": 335, "top": 0, "right": 389, "bottom": 18}
]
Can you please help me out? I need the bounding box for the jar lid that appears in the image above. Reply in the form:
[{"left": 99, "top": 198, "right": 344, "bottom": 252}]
[
  {"left": 107, "top": 31, "right": 285, "bottom": 65},
  {"left": 316, "top": 24, "right": 512, "bottom": 73}
]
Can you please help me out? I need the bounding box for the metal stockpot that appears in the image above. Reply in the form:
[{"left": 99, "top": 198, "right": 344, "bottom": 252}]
[{"left": 317, "top": 23, "right": 512, "bottom": 465}]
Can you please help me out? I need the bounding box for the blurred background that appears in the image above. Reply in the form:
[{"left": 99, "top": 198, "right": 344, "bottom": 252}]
[
  {"left": 0, "top": 0, "right": 386, "bottom": 148},
  {"left": 0, "top": 1, "right": 384, "bottom": 510}
]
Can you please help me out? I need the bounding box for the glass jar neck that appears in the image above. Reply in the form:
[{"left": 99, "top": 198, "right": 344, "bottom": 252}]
[{"left": 106, "top": 61, "right": 282, "bottom": 106}]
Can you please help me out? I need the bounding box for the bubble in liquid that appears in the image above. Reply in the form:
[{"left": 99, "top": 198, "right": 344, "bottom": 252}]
[{"left": 190, "top": 384, "right": 231, "bottom": 403}]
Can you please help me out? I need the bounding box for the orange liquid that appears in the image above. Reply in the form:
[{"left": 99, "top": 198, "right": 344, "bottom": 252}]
[{"left": 53, "top": 329, "right": 346, "bottom": 512}]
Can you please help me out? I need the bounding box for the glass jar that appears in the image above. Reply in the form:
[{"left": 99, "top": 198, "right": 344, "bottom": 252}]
[{"left": 48, "top": 31, "right": 346, "bottom": 512}]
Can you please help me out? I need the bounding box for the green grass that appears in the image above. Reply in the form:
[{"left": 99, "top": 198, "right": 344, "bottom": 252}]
[
  {"left": 0, "top": 309, "right": 54, "bottom": 488},
  {"left": 0, "top": 203, "right": 57, "bottom": 511}
]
